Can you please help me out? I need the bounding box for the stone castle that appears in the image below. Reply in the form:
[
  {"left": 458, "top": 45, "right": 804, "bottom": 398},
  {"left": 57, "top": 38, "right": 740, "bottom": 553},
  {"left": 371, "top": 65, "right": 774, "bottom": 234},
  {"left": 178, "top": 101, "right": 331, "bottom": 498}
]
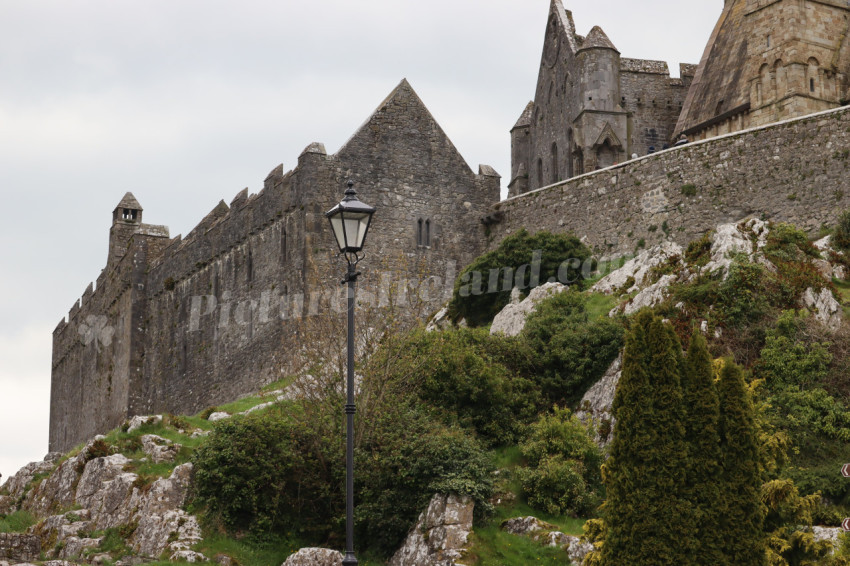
[{"left": 50, "top": 0, "right": 850, "bottom": 451}]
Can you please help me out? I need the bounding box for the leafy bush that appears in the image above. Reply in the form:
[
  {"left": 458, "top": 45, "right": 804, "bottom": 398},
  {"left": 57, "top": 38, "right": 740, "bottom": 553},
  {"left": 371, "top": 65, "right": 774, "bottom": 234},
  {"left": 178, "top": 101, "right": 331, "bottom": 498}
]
[
  {"left": 522, "top": 291, "right": 623, "bottom": 404},
  {"left": 756, "top": 311, "right": 832, "bottom": 389},
  {"left": 448, "top": 229, "right": 592, "bottom": 327},
  {"left": 192, "top": 401, "right": 494, "bottom": 557},
  {"left": 380, "top": 327, "right": 543, "bottom": 445},
  {"left": 516, "top": 407, "right": 602, "bottom": 517},
  {"left": 764, "top": 223, "right": 820, "bottom": 262},
  {"left": 834, "top": 209, "right": 850, "bottom": 251}
]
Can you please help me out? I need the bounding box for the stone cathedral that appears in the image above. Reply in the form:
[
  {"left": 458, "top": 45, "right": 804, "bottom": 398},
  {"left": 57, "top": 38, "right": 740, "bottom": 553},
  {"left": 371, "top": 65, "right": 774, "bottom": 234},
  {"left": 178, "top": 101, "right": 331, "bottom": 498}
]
[{"left": 50, "top": 0, "right": 850, "bottom": 451}]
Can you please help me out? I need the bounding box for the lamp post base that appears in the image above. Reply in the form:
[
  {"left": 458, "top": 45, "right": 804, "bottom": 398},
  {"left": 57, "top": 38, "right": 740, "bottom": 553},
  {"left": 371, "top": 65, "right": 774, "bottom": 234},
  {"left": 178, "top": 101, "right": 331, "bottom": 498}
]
[{"left": 342, "top": 552, "right": 358, "bottom": 565}]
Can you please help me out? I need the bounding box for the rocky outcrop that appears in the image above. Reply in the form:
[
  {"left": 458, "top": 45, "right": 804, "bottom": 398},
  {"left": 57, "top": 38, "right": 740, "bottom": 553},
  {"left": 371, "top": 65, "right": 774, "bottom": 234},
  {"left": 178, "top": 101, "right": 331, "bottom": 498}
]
[
  {"left": 490, "top": 283, "right": 568, "bottom": 337},
  {"left": 593, "top": 241, "right": 683, "bottom": 295},
  {"left": 16, "top": 434, "right": 203, "bottom": 564},
  {"left": 1, "top": 456, "right": 57, "bottom": 501},
  {"left": 802, "top": 287, "right": 843, "bottom": 331},
  {"left": 140, "top": 435, "right": 180, "bottom": 464},
  {"left": 812, "top": 526, "right": 845, "bottom": 552},
  {"left": 389, "top": 494, "right": 474, "bottom": 566},
  {"left": 281, "top": 547, "right": 344, "bottom": 565},
  {"left": 576, "top": 355, "right": 622, "bottom": 448}
]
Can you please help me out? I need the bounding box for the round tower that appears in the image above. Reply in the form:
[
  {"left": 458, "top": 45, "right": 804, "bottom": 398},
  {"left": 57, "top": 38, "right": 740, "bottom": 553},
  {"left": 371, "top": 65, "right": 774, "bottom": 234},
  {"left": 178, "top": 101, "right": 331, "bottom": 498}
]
[{"left": 576, "top": 26, "right": 621, "bottom": 113}]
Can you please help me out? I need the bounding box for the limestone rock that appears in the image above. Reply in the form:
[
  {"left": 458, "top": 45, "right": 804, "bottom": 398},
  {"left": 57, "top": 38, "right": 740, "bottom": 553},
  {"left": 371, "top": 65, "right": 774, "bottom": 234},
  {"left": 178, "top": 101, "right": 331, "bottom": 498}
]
[
  {"left": 170, "top": 550, "right": 208, "bottom": 562},
  {"left": 140, "top": 435, "right": 180, "bottom": 464},
  {"left": 281, "top": 548, "right": 344, "bottom": 566},
  {"left": 25, "top": 438, "right": 103, "bottom": 516},
  {"left": 1, "top": 459, "right": 56, "bottom": 500},
  {"left": 241, "top": 401, "right": 275, "bottom": 415},
  {"left": 207, "top": 412, "right": 231, "bottom": 422},
  {"left": 58, "top": 536, "right": 102, "bottom": 560},
  {"left": 389, "top": 493, "right": 474, "bottom": 566},
  {"left": 619, "top": 274, "right": 677, "bottom": 315},
  {"left": 576, "top": 355, "right": 622, "bottom": 448},
  {"left": 592, "top": 241, "right": 683, "bottom": 294},
  {"left": 426, "top": 306, "right": 452, "bottom": 332},
  {"left": 490, "top": 283, "right": 568, "bottom": 337},
  {"left": 501, "top": 516, "right": 556, "bottom": 536},
  {"left": 812, "top": 526, "right": 844, "bottom": 551},
  {"left": 126, "top": 415, "right": 162, "bottom": 433},
  {"left": 701, "top": 221, "right": 755, "bottom": 277},
  {"left": 802, "top": 287, "right": 843, "bottom": 331},
  {"left": 566, "top": 536, "right": 594, "bottom": 564}
]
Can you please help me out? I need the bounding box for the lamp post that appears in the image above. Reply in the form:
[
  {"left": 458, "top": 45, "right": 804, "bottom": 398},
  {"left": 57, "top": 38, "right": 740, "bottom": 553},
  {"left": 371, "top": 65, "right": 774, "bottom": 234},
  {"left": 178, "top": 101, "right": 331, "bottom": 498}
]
[{"left": 325, "top": 180, "right": 376, "bottom": 566}]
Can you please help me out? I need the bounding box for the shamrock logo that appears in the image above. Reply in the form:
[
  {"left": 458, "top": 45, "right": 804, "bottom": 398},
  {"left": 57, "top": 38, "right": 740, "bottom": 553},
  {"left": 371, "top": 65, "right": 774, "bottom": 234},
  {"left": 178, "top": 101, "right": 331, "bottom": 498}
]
[{"left": 78, "top": 315, "right": 115, "bottom": 352}]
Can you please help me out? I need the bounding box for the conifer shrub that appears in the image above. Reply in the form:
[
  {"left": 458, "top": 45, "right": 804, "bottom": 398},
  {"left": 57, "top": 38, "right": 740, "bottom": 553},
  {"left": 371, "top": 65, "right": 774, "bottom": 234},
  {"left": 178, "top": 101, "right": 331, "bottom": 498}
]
[
  {"left": 718, "top": 360, "right": 767, "bottom": 565},
  {"left": 521, "top": 290, "right": 623, "bottom": 405},
  {"left": 602, "top": 310, "right": 697, "bottom": 565},
  {"left": 516, "top": 407, "right": 602, "bottom": 517},
  {"left": 448, "top": 229, "right": 592, "bottom": 327}
]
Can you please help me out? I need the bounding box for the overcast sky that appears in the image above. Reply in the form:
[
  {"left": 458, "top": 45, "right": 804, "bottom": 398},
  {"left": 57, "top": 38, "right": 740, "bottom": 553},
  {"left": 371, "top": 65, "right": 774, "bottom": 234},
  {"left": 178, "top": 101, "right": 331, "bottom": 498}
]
[{"left": 0, "top": 0, "right": 721, "bottom": 481}]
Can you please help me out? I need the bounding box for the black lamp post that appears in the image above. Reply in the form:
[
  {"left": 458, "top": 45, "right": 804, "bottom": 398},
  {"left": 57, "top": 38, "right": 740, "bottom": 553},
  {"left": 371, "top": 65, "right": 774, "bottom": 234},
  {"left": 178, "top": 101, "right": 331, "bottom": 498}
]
[{"left": 325, "top": 180, "right": 376, "bottom": 566}]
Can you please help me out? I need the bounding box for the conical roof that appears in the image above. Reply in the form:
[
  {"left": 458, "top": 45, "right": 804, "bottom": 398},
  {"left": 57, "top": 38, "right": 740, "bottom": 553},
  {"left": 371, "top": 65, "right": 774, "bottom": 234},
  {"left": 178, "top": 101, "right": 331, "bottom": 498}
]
[
  {"left": 580, "top": 26, "right": 618, "bottom": 52},
  {"left": 114, "top": 192, "right": 143, "bottom": 211},
  {"left": 513, "top": 101, "right": 534, "bottom": 130}
]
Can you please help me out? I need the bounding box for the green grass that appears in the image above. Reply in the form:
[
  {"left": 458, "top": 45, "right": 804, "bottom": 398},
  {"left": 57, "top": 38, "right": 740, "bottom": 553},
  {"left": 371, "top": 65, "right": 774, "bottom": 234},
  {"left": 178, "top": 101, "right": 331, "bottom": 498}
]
[
  {"left": 833, "top": 278, "right": 850, "bottom": 317},
  {"left": 466, "top": 526, "right": 573, "bottom": 565},
  {"left": 584, "top": 291, "right": 618, "bottom": 320},
  {"left": 0, "top": 510, "right": 37, "bottom": 533}
]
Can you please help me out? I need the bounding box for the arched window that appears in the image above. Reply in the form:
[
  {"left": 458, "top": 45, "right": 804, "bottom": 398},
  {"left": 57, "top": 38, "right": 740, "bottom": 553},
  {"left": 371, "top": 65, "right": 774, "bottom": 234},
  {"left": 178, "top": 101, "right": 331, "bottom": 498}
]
[
  {"left": 537, "top": 158, "right": 544, "bottom": 188},
  {"left": 551, "top": 142, "right": 559, "bottom": 183},
  {"left": 808, "top": 57, "right": 820, "bottom": 96},
  {"left": 575, "top": 150, "right": 584, "bottom": 176},
  {"left": 773, "top": 59, "right": 784, "bottom": 98},
  {"left": 597, "top": 140, "right": 616, "bottom": 169}
]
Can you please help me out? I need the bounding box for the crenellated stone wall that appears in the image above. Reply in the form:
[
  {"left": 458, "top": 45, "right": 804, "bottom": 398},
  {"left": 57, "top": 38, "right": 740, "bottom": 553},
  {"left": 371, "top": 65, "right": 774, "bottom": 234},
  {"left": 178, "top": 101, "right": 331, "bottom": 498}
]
[
  {"left": 50, "top": 79, "right": 499, "bottom": 452},
  {"left": 490, "top": 104, "right": 850, "bottom": 254}
]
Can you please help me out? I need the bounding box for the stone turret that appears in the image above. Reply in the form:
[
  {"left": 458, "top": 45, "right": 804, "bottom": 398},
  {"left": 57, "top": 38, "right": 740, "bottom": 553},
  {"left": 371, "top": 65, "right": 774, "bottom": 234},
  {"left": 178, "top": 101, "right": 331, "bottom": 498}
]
[
  {"left": 577, "top": 26, "right": 621, "bottom": 113},
  {"left": 509, "top": 102, "right": 533, "bottom": 197},
  {"left": 108, "top": 192, "right": 143, "bottom": 267}
]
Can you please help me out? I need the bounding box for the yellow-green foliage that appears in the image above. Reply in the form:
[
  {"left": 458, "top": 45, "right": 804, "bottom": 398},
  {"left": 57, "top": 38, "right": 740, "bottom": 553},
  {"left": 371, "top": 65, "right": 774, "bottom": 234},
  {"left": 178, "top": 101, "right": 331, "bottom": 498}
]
[{"left": 516, "top": 407, "right": 602, "bottom": 517}]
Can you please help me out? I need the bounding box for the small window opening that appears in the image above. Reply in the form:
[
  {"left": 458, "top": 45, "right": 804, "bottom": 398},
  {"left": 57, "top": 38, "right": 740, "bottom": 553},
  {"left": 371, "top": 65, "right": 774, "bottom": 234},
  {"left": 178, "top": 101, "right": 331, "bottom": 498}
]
[
  {"left": 767, "top": 35, "right": 771, "bottom": 48},
  {"left": 537, "top": 158, "right": 544, "bottom": 187},
  {"left": 425, "top": 220, "right": 431, "bottom": 248},
  {"left": 122, "top": 208, "right": 137, "bottom": 221},
  {"left": 417, "top": 218, "right": 424, "bottom": 247},
  {"left": 810, "top": 78, "right": 815, "bottom": 92}
]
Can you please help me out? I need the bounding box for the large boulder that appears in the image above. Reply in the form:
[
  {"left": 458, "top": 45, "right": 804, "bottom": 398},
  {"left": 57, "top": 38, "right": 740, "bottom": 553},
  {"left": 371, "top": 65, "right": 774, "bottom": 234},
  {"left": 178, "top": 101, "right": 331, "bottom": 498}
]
[
  {"left": 389, "top": 493, "right": 474, "bottom": 566},
  {"left": 281, "top": 548, "right": 344, "bottom": 565},
  {"left": 490, "top": 283, "right": 568, "bottom": 337}
]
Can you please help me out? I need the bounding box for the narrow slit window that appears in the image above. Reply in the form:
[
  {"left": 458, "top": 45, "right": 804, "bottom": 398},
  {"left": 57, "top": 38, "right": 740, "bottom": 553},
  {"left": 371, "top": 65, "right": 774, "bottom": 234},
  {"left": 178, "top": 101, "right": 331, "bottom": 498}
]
[
  {"left": 425, "top": 220, "right": 431, "bottom": 247},
  {"left": 417, "top": 219, "right": 423, "bottom": 247},
  {"left": 810, "top": 78, "right": 815, "bottom": 92}
]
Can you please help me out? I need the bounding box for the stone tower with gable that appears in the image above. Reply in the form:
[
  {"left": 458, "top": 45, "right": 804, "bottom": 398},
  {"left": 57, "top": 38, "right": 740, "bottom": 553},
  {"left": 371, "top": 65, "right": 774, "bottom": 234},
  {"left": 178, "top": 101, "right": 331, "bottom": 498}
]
[
  {"left": 509, "top": 0, "right": 696, "bottom": 196},
  {"left": 675, "top": 0, "right": 850, "bottom": 141},
  {"left": 50, "top": 79, "right": 500, "bottom": 452}
]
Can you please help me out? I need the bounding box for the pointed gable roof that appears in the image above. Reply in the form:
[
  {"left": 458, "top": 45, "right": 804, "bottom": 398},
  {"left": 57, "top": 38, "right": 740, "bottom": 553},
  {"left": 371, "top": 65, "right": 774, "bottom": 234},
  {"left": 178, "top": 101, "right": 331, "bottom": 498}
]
[
  {"left": 512, "top": 101, "right": 534, "bottom": 130},
  {"left": 579, "top": 26, "right": 618, "bottom": 52},
  {"left": 115, "top": 192, "right": 142, "bottom": 212},
  {"left": 335, "top": 78, "right": 473, "bottom": 174}
]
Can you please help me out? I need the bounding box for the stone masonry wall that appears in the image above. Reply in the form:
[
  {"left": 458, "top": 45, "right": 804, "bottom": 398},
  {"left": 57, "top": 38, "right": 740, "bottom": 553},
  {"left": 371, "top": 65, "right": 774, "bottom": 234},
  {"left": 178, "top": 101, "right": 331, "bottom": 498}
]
[
  {"left": 50, "top": 79, "right": 498, "bottom": 452},
  {"left": 489, "top": 104, "right": 850, "bottom": 254},
  {"left": 0, "top": 533, "right": 41, "bottom": 563}
]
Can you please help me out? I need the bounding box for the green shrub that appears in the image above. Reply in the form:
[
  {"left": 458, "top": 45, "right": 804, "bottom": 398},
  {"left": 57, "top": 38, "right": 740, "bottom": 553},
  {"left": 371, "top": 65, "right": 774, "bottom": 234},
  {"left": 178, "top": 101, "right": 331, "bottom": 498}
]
[
  {"left": 684, "top": 232, "right": 712, "bottom": 267},
  {"left": 448, "top": 229, "right": 592, "bottom": 327},
  {"left": 384, "top": 327, "right": 543, "bottom": 445},
  {"left": 192, "top": 400, "right": 494, "bottom": 558},
  {"left": 681, "top": 184, "right": 697, "bottom": 197},
  {"left": 522, "top": 291, "right": 624, "bottom": 405},
  {"left": 764, "top": 223, "right": 820, "bottom": 262},
  {"left": 834, "top": 209, "right": 850, "bottom": 251},
  {"left": 756, "top": 311, "right": 832, "bottom": 389},
  {"left": 516, "top": 407, "right": 602, "bottom": 517}
]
